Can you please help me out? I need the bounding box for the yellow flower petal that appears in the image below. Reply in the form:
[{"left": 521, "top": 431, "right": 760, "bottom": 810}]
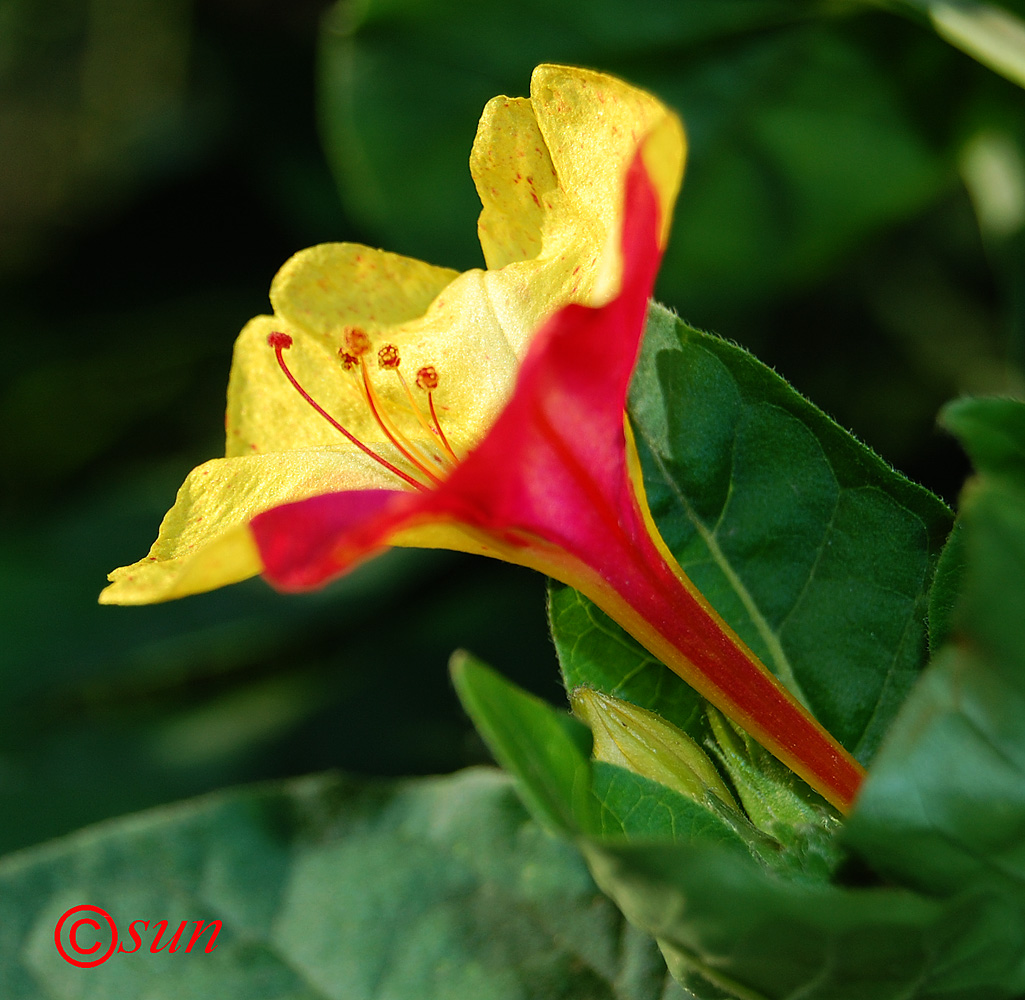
[
  {"left": 471, "top": 95, "right": 557, "bottom": 270},
  {"left": 241, "top": 65, "right": 686, "bottom": 454},
  {"left": 100, "top": 450, "right": 396, "bottom": 604},
  {"left": 638, "top": 113, "right": 687, "bottom": 248},
  {"left": 528, "top": 65, "right": 684, "bottom": 257},
  {"left": 231, "top": 274, "right": 524, "bottom": 455},
  {"left": 269, "top": 242, "right": 459, "bottom": 343},
  {"left": 473, "top": 66, "right": 685, "bottom": 272},
  {"left": 226, "top": 66, "right": 687, "bottom": 461},
  {"left": 470, "top": 66, "right": 686, "bottom": 362}
]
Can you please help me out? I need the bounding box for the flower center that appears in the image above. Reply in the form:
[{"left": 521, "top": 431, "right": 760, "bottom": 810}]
[{"left": 267, "top": 330, "right": 460, "bottom": 493}]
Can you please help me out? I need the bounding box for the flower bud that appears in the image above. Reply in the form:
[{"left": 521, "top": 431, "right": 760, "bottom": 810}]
[{"left": 571, "top": 688, "right": 737, "bottom": 809}]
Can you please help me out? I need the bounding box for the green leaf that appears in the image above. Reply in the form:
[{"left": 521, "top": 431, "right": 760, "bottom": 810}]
[
  {"left": 450, "top": 650, "right": 595, "bottom": 835},
  {"left": 926, "top": 517, "right": 967, "bottom": 650},
  {"left": 940, "top": 396, "right": 1025, "bottom": 485},
  {"left": 0, "top": 768, "right": 687, "bottom": 1000},
  {"left": 846, "top": 397, "right": 1025, "bottom": 909},
  {"left": 589, "top": 762, "right": 749, "bottom": 853},
  {"left": 553, "top": 304, "right": 951, "bottom": 767},
  {"left": 583, "top": 838, "right": 1025, "bottom": 1000},
  {"left": 628, "top": 303, "right": 950, "bottom": 759}
]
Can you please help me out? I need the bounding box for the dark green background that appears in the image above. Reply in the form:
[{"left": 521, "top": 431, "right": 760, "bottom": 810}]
[{"left": 1, "top": 0, "right": 1021, "bottom": 855}]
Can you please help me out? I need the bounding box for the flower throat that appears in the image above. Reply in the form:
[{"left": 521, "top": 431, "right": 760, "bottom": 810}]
[{"left": 267, "top": 329, "right": 459, "bottom": 493}]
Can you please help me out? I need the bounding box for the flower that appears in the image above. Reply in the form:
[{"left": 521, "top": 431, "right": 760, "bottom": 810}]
[
  {"left": 101, "top": 64, "right": 682, "bottom": 606},
  {"left": 102, "top": 65, "right": 864, "bottom": 812}
]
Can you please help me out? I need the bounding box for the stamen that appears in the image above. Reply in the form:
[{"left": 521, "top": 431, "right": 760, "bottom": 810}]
[
  {"left": 344, "top": 327, "right": 371, "bottom": 357},
  {"left": 351, "top": 342, "right": 438, "bottom": 470},
  {"left": 415, "top": 366, "right": 439, "bottom": 391},
  {"left": 367, "top": 343, "right": 439, "bottom": 467},
  {"left": 375, "top": 352, "right": 456, "bottom": 470},
  {"left": 417, "top": 366, "right": 458, "bottom": 463},
  {"left": 267, "top": 332, "right": 429, "bottom": 493},
  {"left": 359, "top": 358, "right": 445, "bottom": 486},
  {"left": 377, "top": 344, "right": 400, "bottom": 369}
]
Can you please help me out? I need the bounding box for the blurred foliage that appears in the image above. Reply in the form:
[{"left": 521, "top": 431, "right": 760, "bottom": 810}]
[
  {"left": 0, "top": 0, "right": 1022, "bottom": 872},
  {"left": 0, "top": 0, "right": 197, "bottom": 274},
  {"left": 2, "top": 769, "right": 689, "bottom": 1000},
  {"left": 0, "top": 0, "right": 556, "bottom": 857}
]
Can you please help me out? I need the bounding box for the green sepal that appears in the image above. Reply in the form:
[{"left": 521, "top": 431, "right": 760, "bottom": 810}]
[
  {"left": 705, "top": 708, "right": 844, "bottom": 883},
  {"left": 571, "top": 687, "right": 737, "bottom": 810}
]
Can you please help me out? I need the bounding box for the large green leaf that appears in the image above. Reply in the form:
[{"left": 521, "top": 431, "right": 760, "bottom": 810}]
[
  {"left": 554, "top": 303, "right": 952, "bottom": 762},
  {"left": 845, "top": 397, "right": 1025, "bottom": 914},
  {"left": 0, "top": 768, "right": 689, "bottom": 1000},
  {"left": 454, "top": 649, "right": 1025, "bottom": 999}
]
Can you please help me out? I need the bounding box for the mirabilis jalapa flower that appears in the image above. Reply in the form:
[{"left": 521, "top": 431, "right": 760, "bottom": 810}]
[{"left": 103, "top": 65, "right": 864, "bottom": 813}]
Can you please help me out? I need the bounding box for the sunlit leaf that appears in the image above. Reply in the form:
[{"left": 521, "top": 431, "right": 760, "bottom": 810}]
[{"left": 553, "top": 303, "right": 952, "bottom": 764}]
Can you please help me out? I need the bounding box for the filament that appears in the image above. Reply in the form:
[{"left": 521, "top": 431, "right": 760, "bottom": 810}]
[{"left": 267, "top": 333, "right": 430, "bottom": 493}]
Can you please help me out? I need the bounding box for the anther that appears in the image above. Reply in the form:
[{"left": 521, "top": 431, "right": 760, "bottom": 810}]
[
  {"left": 378, "top": 344, "right": 400, "bottom": 369},
  {"left": 339, "top": 350, "right": 360, "bottom": 371},
  {"left": 414, "top": 365, "right": 457, "bottom": 463},
  {"left": 416, "top": 366, "right": 439, "bottom": 391},
  {"left": 344, "top": 327, "right": 371, "bottom": 356}
]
